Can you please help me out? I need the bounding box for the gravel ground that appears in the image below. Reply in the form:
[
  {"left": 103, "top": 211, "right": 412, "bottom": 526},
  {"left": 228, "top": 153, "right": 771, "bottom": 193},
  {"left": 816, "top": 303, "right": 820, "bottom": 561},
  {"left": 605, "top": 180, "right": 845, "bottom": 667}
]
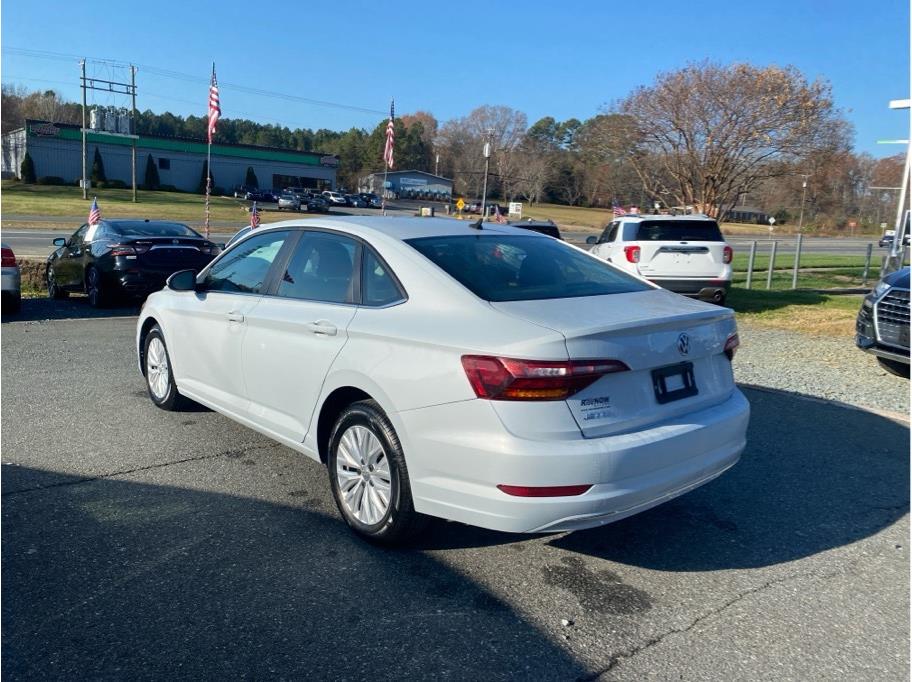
[{"left": 734, "top": 321, "right": 910, "bottom": 417}]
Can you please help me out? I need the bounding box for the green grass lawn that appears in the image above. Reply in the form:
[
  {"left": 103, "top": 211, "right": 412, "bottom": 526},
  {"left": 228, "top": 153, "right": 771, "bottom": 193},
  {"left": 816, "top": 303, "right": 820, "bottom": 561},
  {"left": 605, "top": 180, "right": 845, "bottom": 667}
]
[
  {"left": 1, "top": 180, "right": 251, "bottom": 224},
  {"left": 732, "top": 267, "right": 875, "bottom": 290},
  {"left": 730, "top": 252, "right": 873, "bottom": 272},
  {"left": 727, "top": 287, "right": 863, "bottom": 336}
]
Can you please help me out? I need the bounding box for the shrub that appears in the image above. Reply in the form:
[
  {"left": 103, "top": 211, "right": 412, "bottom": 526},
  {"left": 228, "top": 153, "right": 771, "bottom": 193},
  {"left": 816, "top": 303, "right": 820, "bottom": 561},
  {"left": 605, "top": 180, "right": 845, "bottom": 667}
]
[
  {"left": 20, "top": 152, "right": 36, "bottom": 183},
  {"left": 36, "top": 176, "right": 67, "bottom": 186}
]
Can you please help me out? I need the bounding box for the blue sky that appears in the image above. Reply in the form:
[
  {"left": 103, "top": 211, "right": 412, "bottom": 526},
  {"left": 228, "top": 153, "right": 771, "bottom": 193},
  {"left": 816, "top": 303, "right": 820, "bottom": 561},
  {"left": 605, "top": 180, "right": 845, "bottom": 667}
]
[{"left": 2, "top": 0, "right": 908, "bottom": 156}]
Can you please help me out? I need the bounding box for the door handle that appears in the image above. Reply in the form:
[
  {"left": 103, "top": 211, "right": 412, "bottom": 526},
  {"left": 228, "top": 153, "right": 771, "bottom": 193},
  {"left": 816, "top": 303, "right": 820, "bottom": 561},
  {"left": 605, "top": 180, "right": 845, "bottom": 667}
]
[
  {"left": 306, "top": 320, "right": 337, "bottom": 336},
  {"left": 227, "top": 311, "right": 245, "bottom": 323}
]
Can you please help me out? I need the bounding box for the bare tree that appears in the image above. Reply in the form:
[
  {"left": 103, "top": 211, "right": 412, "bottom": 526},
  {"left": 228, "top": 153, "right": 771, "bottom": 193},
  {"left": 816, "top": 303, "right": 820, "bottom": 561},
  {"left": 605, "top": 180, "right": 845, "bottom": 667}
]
[{"left": 618, "top": 62, "right": 850, "bottom": 217}]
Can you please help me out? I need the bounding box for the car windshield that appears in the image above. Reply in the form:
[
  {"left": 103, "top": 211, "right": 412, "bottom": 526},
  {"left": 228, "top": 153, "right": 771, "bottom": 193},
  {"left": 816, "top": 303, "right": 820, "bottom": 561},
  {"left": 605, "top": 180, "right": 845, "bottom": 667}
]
[
  {"left": 407, "top": 234, "right": 649, "bottom": 302},
  {"left": 111, "top": 222, "right": 200, "bottom": 238},
  {"left": 635, "top": 220, "right": 724, "bottom": 242}
]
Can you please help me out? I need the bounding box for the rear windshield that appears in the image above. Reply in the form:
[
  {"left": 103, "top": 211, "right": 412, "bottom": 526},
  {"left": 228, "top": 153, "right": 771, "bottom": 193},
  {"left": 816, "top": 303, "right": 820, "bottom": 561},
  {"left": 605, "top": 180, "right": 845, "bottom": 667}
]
[
  {"left": 111, "top": 222, "right": 200, "bottom": 238},
  {"left": 406, "top": 234, "right": 649, "bottom": 302},
  {"left": 635, "top": 220, "right": 724, "bottom": 242}
]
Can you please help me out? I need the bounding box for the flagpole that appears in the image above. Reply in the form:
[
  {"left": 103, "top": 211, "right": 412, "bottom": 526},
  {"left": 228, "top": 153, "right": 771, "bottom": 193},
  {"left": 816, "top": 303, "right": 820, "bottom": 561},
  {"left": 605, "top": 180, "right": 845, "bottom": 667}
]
[
  {"left": 205, "top": 140, "right": 212, "bottom": 239},
  {"left": 381, "top": 97, "right": 393, "bottom": 216},
  {"left": 381, "top": 164, "right": 389, "bottom": 216}
]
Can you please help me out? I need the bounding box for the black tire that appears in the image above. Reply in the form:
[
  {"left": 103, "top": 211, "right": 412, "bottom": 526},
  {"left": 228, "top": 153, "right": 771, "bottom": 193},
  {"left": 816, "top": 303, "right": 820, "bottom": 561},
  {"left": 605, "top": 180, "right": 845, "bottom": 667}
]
[
  {"left": 877, "top": 357, "right": 910, "bottom": 379},
  {"left": 85, "top": 267, "right": 110, "bottom": 308},
  {"left": 47, "top": 265, "right": 68, "bottom": 299},
  {"left": 143, "top": 325, "right": 189, "bottom": 410},
  {"left": 328, "top": 400, "right": 429, "bottom": 544}
]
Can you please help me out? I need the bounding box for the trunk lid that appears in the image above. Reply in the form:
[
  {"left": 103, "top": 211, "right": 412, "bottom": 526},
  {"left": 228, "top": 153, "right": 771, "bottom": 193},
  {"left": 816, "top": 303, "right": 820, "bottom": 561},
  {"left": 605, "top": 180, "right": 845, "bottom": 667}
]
[
  {"left": 127, "top": 237, "right": 213, "bottom": 270},
  {"left": 491, "top": 288, "right": 738, "bottom": 438},
  {"left": 636, "top": 241, "right": 728, "bottom": 278}
]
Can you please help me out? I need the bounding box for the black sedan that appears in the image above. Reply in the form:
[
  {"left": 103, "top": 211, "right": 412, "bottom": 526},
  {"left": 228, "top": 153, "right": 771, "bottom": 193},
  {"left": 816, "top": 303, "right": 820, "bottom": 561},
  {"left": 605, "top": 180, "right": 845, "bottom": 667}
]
[{"left": 46, "top": 220, "right": 220, "bottom": 307}]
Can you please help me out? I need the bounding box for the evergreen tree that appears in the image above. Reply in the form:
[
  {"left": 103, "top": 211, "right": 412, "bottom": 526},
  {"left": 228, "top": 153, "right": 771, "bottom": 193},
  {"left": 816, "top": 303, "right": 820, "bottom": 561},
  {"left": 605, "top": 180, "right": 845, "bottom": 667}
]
[
  {"left": 143, "top": 154, "right": 160, "bottom": 190},
  {"left": 20, "top": 152, "right": 36, "bottom": 183},
  {"left": 244, "top": 166, "right": 259, "bottom": 188},
  {"left": 91, "top": 147, "right": 106, "bottom": 183}
]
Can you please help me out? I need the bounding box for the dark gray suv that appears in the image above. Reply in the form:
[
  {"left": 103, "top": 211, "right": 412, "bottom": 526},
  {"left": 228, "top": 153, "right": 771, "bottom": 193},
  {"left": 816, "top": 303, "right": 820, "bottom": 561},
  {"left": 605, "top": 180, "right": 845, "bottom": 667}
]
[{"left": 856, "top": 266, "right": 910, "bottom": 378}]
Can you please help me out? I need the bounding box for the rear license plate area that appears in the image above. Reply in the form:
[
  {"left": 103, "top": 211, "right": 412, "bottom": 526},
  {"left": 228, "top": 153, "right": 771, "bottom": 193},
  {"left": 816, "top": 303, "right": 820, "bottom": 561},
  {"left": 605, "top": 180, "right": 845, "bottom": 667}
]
[{"left": 652, "top": 362, "right": 698, "bottom": 404}]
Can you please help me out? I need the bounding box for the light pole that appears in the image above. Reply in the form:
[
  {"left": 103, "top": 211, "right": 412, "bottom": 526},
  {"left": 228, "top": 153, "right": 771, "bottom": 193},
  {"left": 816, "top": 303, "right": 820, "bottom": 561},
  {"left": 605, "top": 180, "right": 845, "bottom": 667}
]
[
  {"left": 797, "top": 174, "right": 809, "bottom": 233},
  {"left": 435, "top": 153, "right": 440, "bottom": 177},
  {"left": 480, "top": 128, "right": 494, "bottom": 219}
]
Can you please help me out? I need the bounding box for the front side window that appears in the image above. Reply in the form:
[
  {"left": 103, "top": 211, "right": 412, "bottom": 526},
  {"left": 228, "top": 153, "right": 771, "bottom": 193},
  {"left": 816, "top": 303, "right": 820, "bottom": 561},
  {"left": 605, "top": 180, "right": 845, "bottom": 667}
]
[
  {"left": 407, "top": 234, "right": 649, "bottom": 302},
  {"left": 276, "top": 232, "right": 358, "bottom": 304},
  {"left": 362, "top": 248, "right": 404, "bottom": 306},
  {"left": 204, "top": 230, "right": 289, "bottom": 294}
]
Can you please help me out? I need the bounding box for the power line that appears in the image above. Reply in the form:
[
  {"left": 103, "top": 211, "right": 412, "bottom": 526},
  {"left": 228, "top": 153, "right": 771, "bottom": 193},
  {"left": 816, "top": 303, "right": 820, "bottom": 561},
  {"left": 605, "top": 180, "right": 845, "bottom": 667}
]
[{"left": 2, "top": 46, "right": 388, "bottom": 116}]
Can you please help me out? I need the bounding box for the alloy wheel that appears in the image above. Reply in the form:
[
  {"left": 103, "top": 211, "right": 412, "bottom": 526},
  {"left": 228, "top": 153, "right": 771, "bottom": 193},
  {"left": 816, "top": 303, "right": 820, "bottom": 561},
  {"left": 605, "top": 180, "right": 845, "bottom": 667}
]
[
  {"left": 335, "top": 425, "right": 392, "bottom": 525},
  {"left": 146, "top": 337, "right": 170, "bottom": 400}
]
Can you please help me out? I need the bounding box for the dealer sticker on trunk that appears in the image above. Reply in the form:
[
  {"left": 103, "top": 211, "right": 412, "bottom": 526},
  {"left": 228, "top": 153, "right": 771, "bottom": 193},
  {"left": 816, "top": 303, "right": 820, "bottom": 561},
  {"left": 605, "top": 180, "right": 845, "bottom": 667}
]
[{"left": 579, "top": 396, "right": 612, "bottom": 421}]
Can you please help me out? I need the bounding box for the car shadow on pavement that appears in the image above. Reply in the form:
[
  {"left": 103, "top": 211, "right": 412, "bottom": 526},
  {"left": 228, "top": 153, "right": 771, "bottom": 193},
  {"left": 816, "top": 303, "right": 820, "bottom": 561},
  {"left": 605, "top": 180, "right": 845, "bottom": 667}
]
[
  {"left": 1, "top": 297, "right": 141, "bottom": 322},
  {"left": 1, "top": 466, "right": 585, "bottom": 680},
  {"left": 549, "top": 386, "right": 909, "bottom": 570}
]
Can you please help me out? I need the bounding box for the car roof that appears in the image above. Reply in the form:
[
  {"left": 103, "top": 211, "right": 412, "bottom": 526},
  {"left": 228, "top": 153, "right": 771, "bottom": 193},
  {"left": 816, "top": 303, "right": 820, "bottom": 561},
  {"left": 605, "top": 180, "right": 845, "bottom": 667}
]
[
  {"left": 236, "top": 216, "right": 551, "bottom": 243},
  {"left": 617, "top": 213, "right": 716, "bottom": 222}
]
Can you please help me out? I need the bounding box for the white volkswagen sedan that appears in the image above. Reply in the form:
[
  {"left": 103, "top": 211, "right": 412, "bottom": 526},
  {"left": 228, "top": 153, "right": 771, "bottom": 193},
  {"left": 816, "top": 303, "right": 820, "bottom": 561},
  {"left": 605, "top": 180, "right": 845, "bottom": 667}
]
[{"left": 137, "top": 217, "right": 749, "bottom": 543}]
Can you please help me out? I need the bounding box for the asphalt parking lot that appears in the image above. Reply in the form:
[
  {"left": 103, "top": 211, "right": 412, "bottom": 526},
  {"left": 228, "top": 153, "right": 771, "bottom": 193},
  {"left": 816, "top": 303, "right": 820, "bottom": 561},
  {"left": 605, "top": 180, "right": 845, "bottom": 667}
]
[{"left": 2, "top": 301, "right": 909, "bottom": 680}]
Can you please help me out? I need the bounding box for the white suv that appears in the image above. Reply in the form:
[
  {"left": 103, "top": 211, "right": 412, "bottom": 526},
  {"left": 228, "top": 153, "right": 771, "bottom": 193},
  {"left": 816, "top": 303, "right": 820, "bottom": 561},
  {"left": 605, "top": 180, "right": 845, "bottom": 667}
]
[{"left": 587, "top": 214, "right": 733, "bottom": 304}]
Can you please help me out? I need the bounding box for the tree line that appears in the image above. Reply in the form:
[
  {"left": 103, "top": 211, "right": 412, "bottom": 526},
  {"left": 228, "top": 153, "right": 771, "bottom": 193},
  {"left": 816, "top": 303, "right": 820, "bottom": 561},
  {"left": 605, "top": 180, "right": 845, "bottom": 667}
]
[{"left": 1, "top": 62, "right": 904, "bottom": 230}]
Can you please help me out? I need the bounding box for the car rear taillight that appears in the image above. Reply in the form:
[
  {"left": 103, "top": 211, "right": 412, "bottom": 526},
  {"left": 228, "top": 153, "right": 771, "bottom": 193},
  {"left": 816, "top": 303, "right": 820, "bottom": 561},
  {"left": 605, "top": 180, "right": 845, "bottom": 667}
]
[
  {"left": 624, "top": 245, "right": 641, "bottom": 263},
  {"left": 724, "top": 333, "right": 740, "bottom": 360},
  {"left": 723, "top": 245, "right": 733, "bottom": 264},
  {"left": 109, "top": 244, "right": 138, "bottom": 257},
  {"left": 497, "top": 484, "right": 592, "bottom": 497},
  {"left": 461, "top": 355, "right": 629, "bottom": 401},
  {"left": 1, "top": 247, "right": 16, "bottom": 268}
]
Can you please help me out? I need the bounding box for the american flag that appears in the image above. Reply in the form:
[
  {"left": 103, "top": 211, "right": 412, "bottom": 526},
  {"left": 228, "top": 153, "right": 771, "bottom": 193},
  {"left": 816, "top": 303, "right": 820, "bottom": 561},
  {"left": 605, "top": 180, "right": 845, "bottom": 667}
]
[
  {"left": 208, "top": 64, "right": 220, "bottom": 144},
  {"left": 250, "top": 202, "right": 260, "bottom": 229},
  {"left": 383, "top": 99, "right": 395, "bottom": 169},
  {"left": 612, "top": 202, "right": 624, "bottom": 217},
  {"left": 88, "top": 197, "right": 101, "bottom": 225}
]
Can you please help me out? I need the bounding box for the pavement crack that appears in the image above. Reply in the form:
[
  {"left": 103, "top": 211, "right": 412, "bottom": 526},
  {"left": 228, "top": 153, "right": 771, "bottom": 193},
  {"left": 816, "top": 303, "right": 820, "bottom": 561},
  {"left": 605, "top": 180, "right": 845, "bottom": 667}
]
[
  {"left": 1, "top": 443, "right": 274, "bottom": 497},
  {"left": 581, "top": 567, "right": 849, "bottom": 681}
]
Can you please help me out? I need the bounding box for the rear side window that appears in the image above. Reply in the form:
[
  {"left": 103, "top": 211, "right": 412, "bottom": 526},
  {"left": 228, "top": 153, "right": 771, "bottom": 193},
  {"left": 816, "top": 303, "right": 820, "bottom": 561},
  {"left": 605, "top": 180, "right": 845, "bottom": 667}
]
[
  {"left": 635, "top": 220, "right": 724, "bottom": 242},
  {"left": 204, "top": 230, "right": 289, "bottom": 294},
  {"left": 362, "top": 248, "right": 404, "bottom": 306},
  {"left": 407, "top": 234, "right": 649, "bottom": 302},
  {"left": 276, "top": 232, "right": 358, "bottom": 304}
]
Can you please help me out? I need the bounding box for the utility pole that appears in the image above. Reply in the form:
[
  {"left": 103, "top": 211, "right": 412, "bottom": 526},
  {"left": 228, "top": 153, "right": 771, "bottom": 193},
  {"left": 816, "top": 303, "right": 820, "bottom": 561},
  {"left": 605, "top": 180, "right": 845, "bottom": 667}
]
[
  {"left": 797, "top": 174, "right": 809, "bottom": 232},
  {"left": 80, "top": 60, "right": 87, "bottom": 200},
  {"left": 435, "top": 153, "right": 439, "bottom": 177},
  {"left": 131, "top": 65, "right": 137, "bottom": 203},
  {"left": 480, "top": 128, "right": 494, "bottom": 218}
]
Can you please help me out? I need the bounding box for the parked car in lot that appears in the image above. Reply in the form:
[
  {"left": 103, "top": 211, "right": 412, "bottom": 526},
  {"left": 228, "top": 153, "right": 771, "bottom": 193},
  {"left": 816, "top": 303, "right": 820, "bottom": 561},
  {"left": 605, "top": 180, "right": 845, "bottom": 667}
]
[
  {"left": 277, "top": 192, "right": 302, "bottom": 211},
  {"left": 305, "top": 193, "right": 330, "bottom": 213},
  {"left": 856, "top": 266, "right": 910, "bottom": 378},
  {"left": 322, "top": 191, "right": 348, "bottom": 206},
  {"left": 245, "top": 189, "right": 278, "bottom": 203},
  {"left": 359, "top": 192, "right": 382, "bottom": 208},
  {"left": 48, "top": 220, "right": 220, "bottom": 307},
  {"left": 346, "top": 194, "right": 368, "bottom": 208},
  {"left": 587, "top": 214, "right": 733, "bottom": 304},
  {"left": 1, "top": 243, "right": 22, "bottom": 313},
  {"left": 509, "top": 218, "right": 562, "bottom": 240},
  {"left": 136, "top": 217, "right": 749, "bottom": 544}
]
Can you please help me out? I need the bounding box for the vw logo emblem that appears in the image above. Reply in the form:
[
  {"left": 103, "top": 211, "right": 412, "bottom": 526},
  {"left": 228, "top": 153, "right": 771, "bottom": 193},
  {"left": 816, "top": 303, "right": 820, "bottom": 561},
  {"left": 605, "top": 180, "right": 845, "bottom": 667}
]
[
  {"left": 677, "top": 333, "right": 690, "bottom": 356},
  {"left": 172, "top": 239, "right": 180, "bottom": 245}
]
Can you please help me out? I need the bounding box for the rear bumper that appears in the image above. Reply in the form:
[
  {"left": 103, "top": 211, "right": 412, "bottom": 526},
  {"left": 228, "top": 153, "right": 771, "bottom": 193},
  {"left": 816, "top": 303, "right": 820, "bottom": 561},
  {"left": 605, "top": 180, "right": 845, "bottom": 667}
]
[
  {"left": 399, "top": 389, "right": 750, "bottom": 533},
  {"left": 1, "top": 267, "right": 21, "bottom": 294},
  {"left": 650, "top": 277, "right": 731, "bottom": 300}
]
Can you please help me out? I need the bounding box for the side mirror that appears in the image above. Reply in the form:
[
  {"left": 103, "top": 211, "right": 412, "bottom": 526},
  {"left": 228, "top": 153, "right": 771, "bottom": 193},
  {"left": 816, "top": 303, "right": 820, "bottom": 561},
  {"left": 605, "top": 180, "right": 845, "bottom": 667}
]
[
  {"left": 216, "top": 243, "right": 226, "bottom": 250},
  {"left": 166, "top": 269, "right": 198, "bottom": 292},
  {"left": 586, "top": 236, "right": 598, "bottom": 245},
  {"left": 53, "top": 237, "right": 67, "bottom": 247}
]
